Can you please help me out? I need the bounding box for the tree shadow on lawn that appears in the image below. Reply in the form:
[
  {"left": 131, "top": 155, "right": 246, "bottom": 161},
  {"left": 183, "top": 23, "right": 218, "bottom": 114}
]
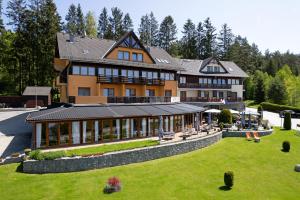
[
  {"left": 218, "top": 186, "right": 232, "bottom": 191},
  {"left": 15, "top": 162, "right": 23, "bottom": 173}
]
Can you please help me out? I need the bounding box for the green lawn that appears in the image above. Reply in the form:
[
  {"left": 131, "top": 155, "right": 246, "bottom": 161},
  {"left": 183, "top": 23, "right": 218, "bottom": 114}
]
[
  {"left": 64, "top": 140, "right": 159, "bottom": 156},
  {"left": 1, "top": 128, "right": 300, "bottom": 200}
]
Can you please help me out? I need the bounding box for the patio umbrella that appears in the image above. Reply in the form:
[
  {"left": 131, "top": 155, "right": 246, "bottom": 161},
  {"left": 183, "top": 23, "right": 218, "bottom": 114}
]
[
  {"left": 208, "top": 112, "right": 212, "bottom": 125},
  {"left": 205, "top": 109, "right": 221, "bottom": 113},
  {"left": 159, "top": 115, "right": 164, "bottom": 140}
]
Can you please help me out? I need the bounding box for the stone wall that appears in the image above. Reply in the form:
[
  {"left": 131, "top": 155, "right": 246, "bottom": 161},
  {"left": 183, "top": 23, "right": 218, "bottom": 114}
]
[
  {"left": 23, "top": 132, "right": 222, "bottom": 174},
  {"left": 222, "top": 129, "right": 273, "bottom": 137}
]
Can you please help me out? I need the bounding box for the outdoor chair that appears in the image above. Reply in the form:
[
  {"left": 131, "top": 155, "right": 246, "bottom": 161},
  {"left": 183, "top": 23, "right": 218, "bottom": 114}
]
[
  {"left": 246, "top": 132, "right": 252, "bottom": 141},
  {"left": 162, "top": 131, "right": 175, "bottom": 140},
  {"left": 253, "top": 132, "right": 260, "bottom": 143}
]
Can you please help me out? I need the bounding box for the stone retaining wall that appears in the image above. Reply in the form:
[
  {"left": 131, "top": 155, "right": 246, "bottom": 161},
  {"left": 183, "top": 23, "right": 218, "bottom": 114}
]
[
  {"left": 23, "top": 132, "right": 222, "bottom": 174},
  {"left": 222, "top": 129, "right": 273, "bottom": 137}
]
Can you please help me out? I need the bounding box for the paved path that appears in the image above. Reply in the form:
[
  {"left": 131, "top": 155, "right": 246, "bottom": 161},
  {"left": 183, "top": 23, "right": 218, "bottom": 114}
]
[
  {"left": 0, "top": 110, "right": 34, "bottom": 158},
  {"left": 246, "top": 107, "right": 300, "bottom": 130}
]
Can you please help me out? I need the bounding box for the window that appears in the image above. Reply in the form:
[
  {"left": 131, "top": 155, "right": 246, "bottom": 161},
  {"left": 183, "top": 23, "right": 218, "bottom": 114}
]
[
  {"left": 169, "top": 73, "right": 175, "bottom": 80},
  {"left": 72, "top": 66, "right": 80, "bottom": 75},
  {"left": 142, "top": 71, "right": 147, "bottom": 78},
  {"left": 132, "top": 53, "right": 143, "bottom": 62},
  {"left": 165, "top": 90, "right": 172, "bottom": 97},
  {"left": 219, "top": 91, "right": 224, "bottom": 98},
  {"left": 153, "top": 72, "right": 158, "bottom": 79},
  {"left": 146, "top": 89, "right": 155, "bottom": 96},
  {"left": 228, "top": 79, "right": 232, "bottom": 84},
  {"left": 218, "top": 79, "right": 222, "bottom": 85},
  {"left": 222, "top": 79, "right": 226, "bottom": 85},
  {"left": 180, "top": 76, "right": 186, "bottom": 84},
  {"left": 207, "top": 66, "right": 213, "bottom": 72},
  {"left": 121, "top": 69, "right": 127, "bottom": 76},
  {"left": 134, "top": 70, "right": 139, "bottom": 78},
  {"left": 118, "top": 51, "right": 130, "bottom": 60},
  {"left": 60, "top": 122, "right": 69, "bottom": 145},
  {"left": 88, "top": 67, "right": 95, "bottom": 76},
  {"left": 78, "top": 87, "right": 90, "bottom": 96},
  {"left": 147, "top": 71, "right": 153, "bottom": 79},
  {"left": 236, "top": 79, "right": 240, "bottom": 85},
  {"left": 232, "top": 79, "right": 236, "bottom": 85},
  {"left": 128, "top": 70, "right": 133, "bottom": 77},
  {"left": 160, "top": 72, "right": 165, "bottom": 80},
  {"left": 213, "top": 79, "right": 217, "bottom": 84},
  {"left": 103, "top": 88, "right": 114, "bottom": 97},
  {"left": 207, "top": 78, "right": 212, "bottom": 84},
  {"left": 112, "top": 68, "right": 118, "bottom": 76},
  {"left": 105, "top": 68, "right": 112, "bottom": 76},
  {"left": 199, "top": 78, "right": 203, "bottom": 84},
  {"left": 214, "top": 66, "right": 220, "bottom": 72},
  {"left": 48, "top": 123, "right": 59, "bottom": 146},
  {"left": 138, "top": 53, "right": 143, "bottom": 62},
  {"left": 213, "top": 91, "right": 218, "bottom": 98},
  {"left": 165, "top": 73, "right": 170, "bottom": 80},
  {"left": 203, "top": 78, "right": 208, "bottom": 84},
  {"left": 99, "top": 67, "right": 105, "bottom": 75},
  {"left": 126, "top": 88, "right": 136, "bottom": 97},
  {"left": 81, "top": 67, "right": 88, "bottom": 75}
]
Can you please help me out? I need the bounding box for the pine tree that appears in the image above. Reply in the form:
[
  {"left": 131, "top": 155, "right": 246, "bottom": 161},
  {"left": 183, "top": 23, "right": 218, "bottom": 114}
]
[
  {"left": 254, "top": 71, "right": 266, "bottom": 103},
  {"left": 76, "top": 4, "right": 85, "bottom": 36},
  {"left": 218, "top": 23, "right": 234, "bottom": 59},
  {"left": 138, "top": 14, "right": 150, "bottom": 45},
  {"left": 65, "top": 4, "right": 77, "bottom": 35},
  {"left": 149, "top": 12, "right": 158, "bottom": 46},
  {"left": 97, "top": 7, "right": 109, "bottom": 39},
  {"left": 265, "top": 59, "right": 277, "bottom": 76},
  {"left": 0, "top": 0, "right": 4, "bottom": 31},
  {"left": 123, "top": 13, "right": 133, "bottom": 33},
  {"left": 202, "top": 17, "right": 217, "bottom": 58},
  {"left": 268, "top": 76, "right": 287, "bottom": 104},
  {"left": 196, "top": 22, "right": 205, "bottom": 59},
  {"left": 180, "top": 19, "right": 197, "bottom": 59},
  {"left": 85, "top": 11, "right": 97, "bottom": 38},
  {"left": 158, "top": 15, "right": 177, "bottom": 52},
  {"left": 109, "top": 7, "right": 123, "bottom": 40}
]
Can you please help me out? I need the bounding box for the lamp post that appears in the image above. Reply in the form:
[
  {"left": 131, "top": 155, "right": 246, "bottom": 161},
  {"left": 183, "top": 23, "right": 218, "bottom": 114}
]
[{"left": 35, "top": 85, "right": 37, "bottom": 108}]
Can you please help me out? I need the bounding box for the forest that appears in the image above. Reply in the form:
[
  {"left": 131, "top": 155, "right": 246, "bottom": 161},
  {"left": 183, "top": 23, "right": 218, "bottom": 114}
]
[{"left": 1, "top": 0, "right": 300, "bottom": 107}]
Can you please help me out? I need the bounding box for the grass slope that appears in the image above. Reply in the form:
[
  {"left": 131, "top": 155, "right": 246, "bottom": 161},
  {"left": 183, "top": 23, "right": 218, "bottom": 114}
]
[
  {"left": 64, "top": 140, "right": 159, "bottom": 156},
  {"left": 1, "top": 128, "right": 300, "bottom": 200}
]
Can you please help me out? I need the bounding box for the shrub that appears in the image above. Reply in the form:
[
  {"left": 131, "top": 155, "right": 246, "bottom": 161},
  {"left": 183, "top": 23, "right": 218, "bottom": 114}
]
[
  {"left": 283, "top": 112, "right": 291, "bottom": 130},
  {"left": 29, "top": 150, "right": 43, "bottom": 160},
  {"left": 29, "top": 150, "right": 66, "bottom": 160},
  {"left": 218, "top": 109, "right": 232, "bottom": 124},
  {"left": 219, "top": 122, "right": 224, "bottom": 131},
  {"left": 282, "top": 141, "right": 290, "bottom": 152},
  {"left": 260, "top": 102, "right": 300, "bottom": 113},
  {"left": 24, "top": 148, "right": 31, "bottom": 156},
  {"left": 103, "top": 177, "right": 121, "bottom": 194},
  {"left": 224, "top": 171, "right": 234, "bottom": 188},
  {"left": 42, "top": 151, "right": 66, "bottom": 160}
]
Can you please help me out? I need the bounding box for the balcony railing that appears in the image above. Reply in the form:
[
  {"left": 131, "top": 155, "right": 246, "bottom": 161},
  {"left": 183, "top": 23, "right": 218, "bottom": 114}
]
[
  {"left": 107, "top": 96, "right": 172, "bottom": 103},
  {"left": 178, "top": 83, "right": 231, "bottom": 89},
  {"left": 97, "top": 75, "right": 165, "bottom": 86},
  {"left": 180, "top": 97, "right": 242, "bottom": 103}
]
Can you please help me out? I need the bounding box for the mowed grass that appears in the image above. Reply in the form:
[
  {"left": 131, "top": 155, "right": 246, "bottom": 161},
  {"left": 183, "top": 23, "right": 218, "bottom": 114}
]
[
  {"left": 1, "top": 128, "right": 300, "bottom": 200},
  {"left": 64, "top": 140, "right": 159, "bottom": 156}
]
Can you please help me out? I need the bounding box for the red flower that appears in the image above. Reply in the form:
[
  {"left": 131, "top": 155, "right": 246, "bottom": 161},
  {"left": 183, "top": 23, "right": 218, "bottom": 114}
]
[{"left": 108, "top": 177, "right": 120, "bottom": 187}]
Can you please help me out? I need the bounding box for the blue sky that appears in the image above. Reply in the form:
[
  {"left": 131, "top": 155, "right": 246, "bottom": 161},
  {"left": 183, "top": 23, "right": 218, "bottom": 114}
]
[{"left": 2, "top": 0, "right": 300, "bottom": 54}]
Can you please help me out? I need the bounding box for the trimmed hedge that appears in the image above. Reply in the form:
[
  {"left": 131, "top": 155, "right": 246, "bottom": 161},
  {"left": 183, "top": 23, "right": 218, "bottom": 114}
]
[
  {"left": 224, "top": 171, "right": 234, "bottom": 188},
  {"left": 284, "top": 112, "right": 291, "bottom": 130},
  {"left": 29, "top": 150, "right": 66, "bottom": 161},
  {"left": 260, "top": 102, "right": 300, "bottom": 113}
]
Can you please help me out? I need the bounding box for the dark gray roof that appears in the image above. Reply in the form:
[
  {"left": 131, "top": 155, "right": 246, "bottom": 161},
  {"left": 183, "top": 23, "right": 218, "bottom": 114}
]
[
  {"left": 23, "top": 86, "right": 51, "bottom": 96},
  {"left": 176, "top": 58, "right": 248, "bottom": 78},
  {"left": 56, "top": 32, "right": 184, "bottom": 71},
  {"left": 26, "top": 103, "right": 205, "bottom": 122}
]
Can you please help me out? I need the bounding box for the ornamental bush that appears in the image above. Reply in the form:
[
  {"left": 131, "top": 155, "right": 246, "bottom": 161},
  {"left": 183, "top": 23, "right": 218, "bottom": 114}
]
[
  {"left": 218, "top": 109, "right": 232, "bottom": 124},
  {"left": 260, "top": 102, "right": 300, "bottom": 113},
  {"left": 283, "top": 112, "right": 291, "bottom": 130},
  {"left": 29, "top": 150, "right": 43, "bottom": 160},
  {"left": 224, "top": 171, "right": 234, "bottom": 188},
  {"left": 29, "top": 150, "right": 66, "bottom": 160},
  {"left": 282, "top": 141, "right": 290, "bottom": 152},
  {"left": 24, "top": 148, "right": 31, "bottom": 156},
  {"left": 103, "top": 177, "right": 121, "bottom": 194}
]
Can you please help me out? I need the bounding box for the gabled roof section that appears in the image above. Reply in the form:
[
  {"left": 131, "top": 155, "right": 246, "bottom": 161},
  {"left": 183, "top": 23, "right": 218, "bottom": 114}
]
[
  {"left": 199, "top": 57, "right": 228, "bottom": 73},
  {"left": 102, "top": 31, "right": 156, "bottom": 63},
  {"left": 56, "top": 32, "right": 183, "bottom": 71}
]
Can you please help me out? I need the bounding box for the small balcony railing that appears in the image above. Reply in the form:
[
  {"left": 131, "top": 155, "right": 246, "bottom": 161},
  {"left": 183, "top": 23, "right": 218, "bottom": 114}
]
[
  {"left": 180, "top": 97, "right": 242, "bottom": 103},
  {"left": 107, "top": 96, "right": 172, "bottom": 103},
  {"left": 178, "top": 83, "right": 231, "bottom": 89},
  {"left": 97, "top": 75, "right": 165, "bottom": 86}
]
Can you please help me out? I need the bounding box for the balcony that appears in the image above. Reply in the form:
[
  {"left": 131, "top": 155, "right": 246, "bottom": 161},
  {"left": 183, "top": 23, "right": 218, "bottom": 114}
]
[
  {"left": 180, "top": 97, "right": 242, "bottom": 103},
  {"left": 97, "top": 75, "right": 165, "bottom": 86},
  {"left": 107, "top": 96, "right": 172, "bottom": 103},
  {"left": 178, "top": 83, "right": 231, "bottom": 89}
]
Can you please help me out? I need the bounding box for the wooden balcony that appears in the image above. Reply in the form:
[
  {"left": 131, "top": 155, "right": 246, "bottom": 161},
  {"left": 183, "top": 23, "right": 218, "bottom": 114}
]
[
  {"left": 180, "top": 97, "right": 242, "bottom": 103},
  {"left": 178, "top": 83, "right": 231, "bottom": 89},
  {"left": 97, "top": 75, "right": 165, "bottom": 86},
  {"left": 107, "top": 96, "right": 172, "bottom": 103}
]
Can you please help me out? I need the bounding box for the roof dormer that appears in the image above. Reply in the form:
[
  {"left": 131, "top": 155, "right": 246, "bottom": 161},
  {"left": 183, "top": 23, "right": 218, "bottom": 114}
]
[{"left": 199, "top": 57, "right": 228, "bottom": 74}]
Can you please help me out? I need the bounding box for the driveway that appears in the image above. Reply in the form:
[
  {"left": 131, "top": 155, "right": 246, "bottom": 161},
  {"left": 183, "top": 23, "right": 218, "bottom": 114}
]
[
  {"left": 0, "top": 110, "right": 33, "bottom": 158},
  {"left": 246, "top": 107, "right": 300, "bottom": 130}
]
